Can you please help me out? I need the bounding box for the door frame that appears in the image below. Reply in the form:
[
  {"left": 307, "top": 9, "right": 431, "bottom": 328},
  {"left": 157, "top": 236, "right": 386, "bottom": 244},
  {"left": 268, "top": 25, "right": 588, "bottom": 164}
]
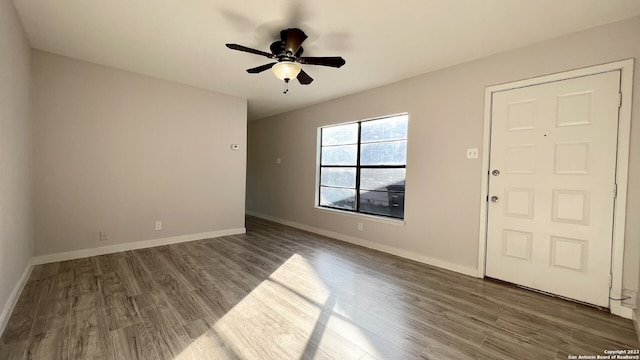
[{"left": 477, "top": 59, "right": 634, "bottom": 318}]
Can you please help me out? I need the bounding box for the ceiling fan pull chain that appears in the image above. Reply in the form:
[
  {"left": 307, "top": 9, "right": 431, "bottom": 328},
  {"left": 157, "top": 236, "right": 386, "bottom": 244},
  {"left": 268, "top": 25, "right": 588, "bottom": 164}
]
[{"left": 283, "top": 79, "right": 290, "bottom": 94}]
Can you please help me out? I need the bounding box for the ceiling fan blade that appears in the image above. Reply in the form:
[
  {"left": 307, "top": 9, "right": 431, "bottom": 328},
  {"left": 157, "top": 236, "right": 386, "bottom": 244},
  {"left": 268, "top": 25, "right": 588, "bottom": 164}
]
[
  {"left": 283, "top": 28, "right": 307, "bottom": 56},
  {"left": 246, "top": 62, "right": 277, "bottom": 74},
  {"left": 226, "top": 44, "right": 274, "bottom": 59},
  {"left": 297, "top": 69, "right": 313, "bottom": 85},
  {"left": 298, "top": 56, "right": 346, "bottom": 68}
]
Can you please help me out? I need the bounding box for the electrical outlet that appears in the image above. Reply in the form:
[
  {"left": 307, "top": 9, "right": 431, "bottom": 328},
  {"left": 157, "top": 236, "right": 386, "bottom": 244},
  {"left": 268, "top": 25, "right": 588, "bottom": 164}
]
[
  {"left": 99, "top": 231, "right": 108, "bottom": 241},
  {"left": 466, "top": 148, "right": 479, "bottom": 159},
  {"left": 155, "top": 221, "right": 162, "bottom": 231},
  {"left": 357, "top": 222, "right": 363, "bottom": 231},
  {"left": 276, "top": 158, "right": 282, "bottom": 164}
]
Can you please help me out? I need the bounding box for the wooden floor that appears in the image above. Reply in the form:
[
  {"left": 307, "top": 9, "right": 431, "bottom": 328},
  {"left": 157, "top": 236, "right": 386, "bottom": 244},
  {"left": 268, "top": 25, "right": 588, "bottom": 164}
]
[{"left": 0, "top": 216, "right": 638, "bottom": 360}]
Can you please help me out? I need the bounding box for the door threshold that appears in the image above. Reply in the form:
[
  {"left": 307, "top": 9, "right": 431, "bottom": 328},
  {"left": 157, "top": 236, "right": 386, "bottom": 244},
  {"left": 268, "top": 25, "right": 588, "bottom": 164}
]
[{"left": 485, "top": 277, "right": 609, "bottom": 312}]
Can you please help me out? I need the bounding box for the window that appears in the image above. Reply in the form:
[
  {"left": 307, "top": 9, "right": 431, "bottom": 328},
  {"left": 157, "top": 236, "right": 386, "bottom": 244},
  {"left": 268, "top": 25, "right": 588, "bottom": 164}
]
[{"left": 318, "top": 114, "right": 408, "bottom": 219}]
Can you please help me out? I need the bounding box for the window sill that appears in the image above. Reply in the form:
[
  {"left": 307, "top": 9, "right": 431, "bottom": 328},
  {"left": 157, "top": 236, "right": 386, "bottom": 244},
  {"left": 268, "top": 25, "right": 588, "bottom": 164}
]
[{"left": 314, "top": 206, "right": 406, "bottom": 226}]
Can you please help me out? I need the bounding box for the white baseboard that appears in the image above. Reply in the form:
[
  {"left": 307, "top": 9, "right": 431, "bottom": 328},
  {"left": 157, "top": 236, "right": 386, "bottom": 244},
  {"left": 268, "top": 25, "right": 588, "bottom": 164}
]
[
  {"left": 633, "top": 309, "right": 640, "bottom": 344},
  {"left": 34, "top": 228, "right": 246, "bottom": 265},
  {"left": 610, "top": 302, "right": 633, "bottom": 320},
  {"left": 246, "top": 211, "right": 478, "bottom": 277},
  {"left": 0, "top": 258, "right": 34, "bottom": 337}
]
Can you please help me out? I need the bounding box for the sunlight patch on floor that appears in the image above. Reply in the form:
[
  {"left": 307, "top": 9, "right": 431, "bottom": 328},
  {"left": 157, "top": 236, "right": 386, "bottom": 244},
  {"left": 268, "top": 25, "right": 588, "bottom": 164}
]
[
  {"left": 173, "top": 330, "right": 231, "bottom": 360},
  {"left": 177, "top": 253, "right": 375, "bottom": 359},
  {"left": 213, "top": 254, "right": 331, "bottom": 358}
]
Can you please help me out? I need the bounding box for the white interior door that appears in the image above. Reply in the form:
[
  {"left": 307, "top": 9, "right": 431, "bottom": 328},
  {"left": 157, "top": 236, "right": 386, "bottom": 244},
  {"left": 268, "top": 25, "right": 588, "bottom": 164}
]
[{"left": 485, "top": 71, "right": 621, "bottom": 307}]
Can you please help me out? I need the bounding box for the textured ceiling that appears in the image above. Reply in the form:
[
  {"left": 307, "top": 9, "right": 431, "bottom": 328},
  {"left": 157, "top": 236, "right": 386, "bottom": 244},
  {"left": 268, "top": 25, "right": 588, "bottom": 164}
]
[{"left": 12, "top": 0, "right": 640, "bottom": 120}]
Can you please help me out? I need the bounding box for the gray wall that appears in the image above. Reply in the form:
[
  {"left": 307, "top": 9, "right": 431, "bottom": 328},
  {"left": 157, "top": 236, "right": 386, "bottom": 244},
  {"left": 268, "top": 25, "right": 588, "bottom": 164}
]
[
  {"left": 247, "top": 17, "right": 640, "bottom": 295},
  {"left": 32, "top": 51, "right": 247, "bottom": 255},
  {"left": 0, "top": 0, "right": 33, "bottom": 327}
]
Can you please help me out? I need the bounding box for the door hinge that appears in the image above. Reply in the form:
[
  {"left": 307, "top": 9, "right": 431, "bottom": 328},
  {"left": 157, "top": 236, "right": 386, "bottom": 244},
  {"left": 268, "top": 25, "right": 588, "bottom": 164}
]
[
  {"left": 618, "top": 92, "right": 622, "bottom": 108},
  {"left": 613, "top": 183, "right": 617, "bottom": 198}
]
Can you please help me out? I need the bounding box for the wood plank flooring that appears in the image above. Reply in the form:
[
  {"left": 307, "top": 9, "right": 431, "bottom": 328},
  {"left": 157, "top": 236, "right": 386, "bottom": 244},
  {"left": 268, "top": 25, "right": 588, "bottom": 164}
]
[{"left": 1, "top": 216, "right": 638, "bottom": 359}]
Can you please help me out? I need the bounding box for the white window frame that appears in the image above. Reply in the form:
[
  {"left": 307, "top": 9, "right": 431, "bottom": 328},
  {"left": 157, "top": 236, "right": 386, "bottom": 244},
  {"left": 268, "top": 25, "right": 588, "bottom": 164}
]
[{"left": 314, "top": 113, "right": 409, "bottom": 222}]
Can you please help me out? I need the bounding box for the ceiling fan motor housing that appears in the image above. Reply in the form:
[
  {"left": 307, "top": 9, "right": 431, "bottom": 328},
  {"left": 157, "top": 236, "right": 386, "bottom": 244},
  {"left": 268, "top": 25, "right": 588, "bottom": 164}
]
[{"left": 270, "top": 41, "right": 303, "bottom": 62}]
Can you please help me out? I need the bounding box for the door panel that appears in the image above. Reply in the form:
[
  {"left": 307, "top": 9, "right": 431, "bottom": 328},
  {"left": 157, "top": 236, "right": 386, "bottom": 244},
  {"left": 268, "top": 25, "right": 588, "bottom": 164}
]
[{"left": 486, "top": 71, "right": 620, "bottom": 307}]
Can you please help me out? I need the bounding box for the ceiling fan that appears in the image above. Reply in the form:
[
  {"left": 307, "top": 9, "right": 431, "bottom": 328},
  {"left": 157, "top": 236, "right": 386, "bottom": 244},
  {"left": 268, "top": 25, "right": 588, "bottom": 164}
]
[{"left": 225, "top": 28, "right": 346, "bottom": 93}]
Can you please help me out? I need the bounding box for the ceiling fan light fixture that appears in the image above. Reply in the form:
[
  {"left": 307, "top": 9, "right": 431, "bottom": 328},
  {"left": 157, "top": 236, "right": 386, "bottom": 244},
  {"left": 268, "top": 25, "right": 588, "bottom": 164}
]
[{"left": 272, "top": 61, "right": 301, "bottom": 81}]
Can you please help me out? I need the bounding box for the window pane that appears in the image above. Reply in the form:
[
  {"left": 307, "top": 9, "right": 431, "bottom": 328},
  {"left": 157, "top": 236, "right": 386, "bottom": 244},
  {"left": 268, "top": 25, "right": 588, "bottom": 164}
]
[
  {"left": 321, "top": 167, "right": 356, "bottom": 188},
  {"left": 360, "top": 190, "right": 404, "bottom": 218},
  {"left": 361, "top": 115, "right": 408, "bottom": 143},
  {"left": 321, "top": 145, "right": 357, "bottom": 165},
  {"left": 320, "top": 187, "right": 356, "bottom": 210},
  {"left": 359, "top": 190, "right": 388, "bottom": 212},
  {"left": 360, "top": 169, "right": 405, "bottom": 191},
  {"left": 360, "top": 140, "right": 407, "bottom": 165},
  {"left": 322, "top": 123, "right": 358, "bottom": 146}
]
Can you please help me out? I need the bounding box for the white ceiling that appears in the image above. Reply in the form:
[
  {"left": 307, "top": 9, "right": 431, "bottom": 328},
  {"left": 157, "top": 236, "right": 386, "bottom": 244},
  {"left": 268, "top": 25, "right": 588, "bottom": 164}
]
[{"left": 13, "top": 0, "right": 640, "bottom": 120}]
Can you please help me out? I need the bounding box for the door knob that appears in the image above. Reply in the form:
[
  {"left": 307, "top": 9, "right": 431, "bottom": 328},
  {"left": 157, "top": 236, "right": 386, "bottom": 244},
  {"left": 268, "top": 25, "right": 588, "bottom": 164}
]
[
  {"left": 491, "top": 196, "right": 499, "bottom": 203},
  {"left": 492, "top": 169, "right": 500, "bottom": 176}
]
